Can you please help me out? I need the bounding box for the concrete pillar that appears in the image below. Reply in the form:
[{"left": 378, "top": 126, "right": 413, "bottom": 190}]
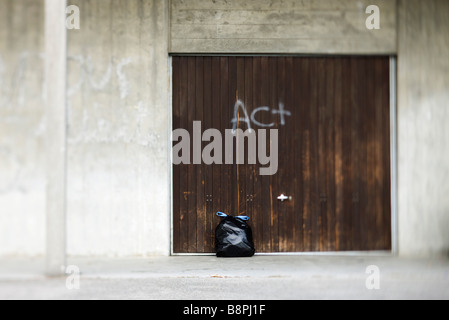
[
  {"left": 398, "top": 0, "right": 449, "bottom": 257},
  {"left": 45, "top": 0, "right": 67, "bottom": 275}
]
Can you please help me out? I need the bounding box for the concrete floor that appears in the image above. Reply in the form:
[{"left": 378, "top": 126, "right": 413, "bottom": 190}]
[{"left": 0, "top": 255, "right": 448, "bottom": 300}]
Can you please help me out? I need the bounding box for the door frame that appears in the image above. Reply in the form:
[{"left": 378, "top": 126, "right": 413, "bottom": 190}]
[{"left": 168, "top": 55, "right": 398, "bottom": 256}]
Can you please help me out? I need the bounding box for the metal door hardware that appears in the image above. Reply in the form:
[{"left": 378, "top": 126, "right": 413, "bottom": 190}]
[{"left": 277, "top": 194, "right": 292, "bottom": 202}]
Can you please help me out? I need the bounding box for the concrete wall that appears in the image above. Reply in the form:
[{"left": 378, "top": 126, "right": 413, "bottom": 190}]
[
  {"left": 66, "top": 0, "right": 170, "bottom": 256},
  {"left": 170, "top": 0, "right": 397, "bottom": 54},
  {"left": 397, "top": 0, "right": 449, "bottom": 257},
  {"left": 0, "top": 0, "right": 46, "bottom": 256}
]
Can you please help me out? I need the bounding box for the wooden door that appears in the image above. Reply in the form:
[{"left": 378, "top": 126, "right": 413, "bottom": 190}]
[{"left": 172, "top": 56, "right": 391, "bottom": 253}]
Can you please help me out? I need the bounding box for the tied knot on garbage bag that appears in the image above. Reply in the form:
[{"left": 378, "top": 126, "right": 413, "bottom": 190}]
[{"left": 215, "top": 212, "right": 256, "bottom": 258}]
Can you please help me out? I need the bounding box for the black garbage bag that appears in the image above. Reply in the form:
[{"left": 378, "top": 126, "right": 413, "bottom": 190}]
[{"left": 215, "top": 212, "right": 256, "bottom": 258}]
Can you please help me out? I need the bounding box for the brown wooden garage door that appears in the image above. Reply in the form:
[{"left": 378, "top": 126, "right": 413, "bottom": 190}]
[{"left": 172, "top": 56, "right": 391, "bottom": 253}]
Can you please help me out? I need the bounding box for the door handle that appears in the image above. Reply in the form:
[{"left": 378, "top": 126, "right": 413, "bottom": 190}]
[{"left": 277, "top": 194, "right": 292, "bottom": 202}]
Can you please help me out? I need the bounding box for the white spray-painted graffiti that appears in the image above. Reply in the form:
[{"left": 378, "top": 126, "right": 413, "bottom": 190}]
[
  {"left": 116, "top": 58, "right": 132, "bottom": 99},
  {"left": 68, "top": 100, "right": 162, "bottom": 149},
  {"left": 0, "top": 51, "right": 147, "bottom": 150},
  {"left": 0, "top": 52, "right": 133, "bottom": 108},
  {"left": 0, "top": 52, "right": 47, "bottom": 194},
  {"left": 65, "top": 55, "right": 160, "bottom": 147},
  {"left": 0, "top": 52, "right": 45, "bottom": 108},
  {"left": 67, "top": 55, "right": 132, "bottom": 99},
  {"left": 231, "top": 99, "right": 291, "bottom": 131}
]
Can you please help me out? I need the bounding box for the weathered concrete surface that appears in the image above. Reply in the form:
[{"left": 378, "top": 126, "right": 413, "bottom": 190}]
[
  {"left": 170, "top": 0, "right": 397, "bottom": 54},
  {"left": 0, "top": 256, "right": 448, "bottom": 300},
  {"left": 0, "top": 0, "right": 46, "bottom": 256},
  {"left": 66, "top": 0, "right": 171, "bottom": 256},
  {"left": 397, "top": 0, "right": 449, "bottom": 257}
]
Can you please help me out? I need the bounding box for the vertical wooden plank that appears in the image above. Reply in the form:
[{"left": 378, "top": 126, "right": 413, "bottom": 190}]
[
  {"left": 187, "top": 57, "right": 197, "bottom": 253},
  {"left": 325, "top": 57, "right": 337, "bottom": 251},
  {"left": 362, "top": 57, "right": 372, "bottom": 250},
  {"left": 365, "top": 56, "right": 375, "bottom": 250},
  {"left": 382, "top": 57, "right": 392, "bottom": 250},
  {"left": 220, "top": 57, "right": 230, "bottom": 217},
  {"left": 268, "top": 57, "right": 280, "bottom": 252},
  {"left": 203, "top": 56, "right": 214, "bottom": 252},
  {"left": 341, "top": 57, "right": 353, "bottom": 251},
  {"left": 352, "top": 57, "right": 365, "bottom": 251},
  {"left": 276, "top": 57, "right": 288, "bottom": 252},
  {"left": 291, "top": 57, "right": 304, "bottom": 252},
  {"left": 310, "top": 58, "right": 321, "bottom": 252},
  {"left": 172, "top": 57, "right": 181, "bottom": 253},
  {"left": 333, "top": 57, "right": 344, "bottom": 251},
  {"left": 300, "top": 58, "right": 312, "bottom": 252},
  {"left": 178, "top": 56, "right": 189, "bottom": 253},
  {"left": 211, "top": 57, "right": 222, "bottom": 248},
  {"left": 317, "top": 57, "right": 328, "bottom": 251},
  {"left": 360, "top": 57, "right": 374, "bottom": 250},
  {"left": 371, "top": 56, "right": 382, "bottom": 250},
  {"left": 244, "top": 57, "right": 256, "bottom": 244},
  {"left": 236, "top": 57, "right": 247, "bottom": 217},
  {"left": 260, "top": 56, "right": 272, "bottom": 252},
  {"left": 228, "top": 56, "right": 238, "bottom": 215},
  {"left": 376, "top": 56, "right": 392, "bottom": 250},
  {"left": 195, "top": 57, "right": 205, "bottom": 252},
  {"left": 252, "top": 57, "right": 263, "bottom": 252}
]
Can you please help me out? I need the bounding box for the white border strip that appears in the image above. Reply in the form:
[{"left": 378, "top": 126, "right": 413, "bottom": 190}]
[
  {"left": 390, "top": 57, "right": 398, "bottom": 256},
  {"left": 169, "top": 56, "right": 174, "bottom": 256}
]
